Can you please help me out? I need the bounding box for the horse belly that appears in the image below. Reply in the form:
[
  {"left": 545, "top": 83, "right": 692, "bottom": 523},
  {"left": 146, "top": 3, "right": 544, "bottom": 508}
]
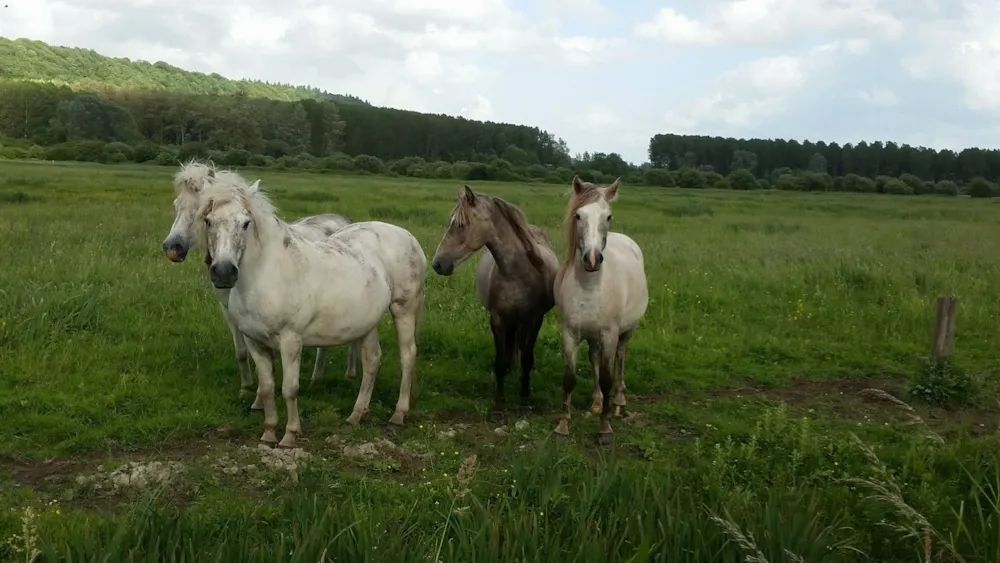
[{"left": 297, "top": 277, "right": 392, "bottom": 347}]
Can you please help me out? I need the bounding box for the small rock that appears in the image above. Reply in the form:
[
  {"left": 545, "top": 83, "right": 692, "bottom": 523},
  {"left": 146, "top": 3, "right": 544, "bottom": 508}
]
[
  {"left": 514, "top": 420, "right": 529, "bottom": 431},
  {"left": 493, "top": 426, "right": 508, "bottom": 436},
  {"left": 437, "top": 429, "right": 457, "bottom": 439}
]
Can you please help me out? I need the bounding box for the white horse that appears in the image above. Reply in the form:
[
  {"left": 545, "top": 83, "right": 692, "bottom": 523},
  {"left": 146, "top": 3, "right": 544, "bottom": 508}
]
[
  {"left": 160, "top": 161, "right": 359, "bottom": 411},
  {"left": 196, "top": 171, "right": 426, "bottom": 448},
  {"left": 553, "top": 176, "right": 648, "bottom": 444}
]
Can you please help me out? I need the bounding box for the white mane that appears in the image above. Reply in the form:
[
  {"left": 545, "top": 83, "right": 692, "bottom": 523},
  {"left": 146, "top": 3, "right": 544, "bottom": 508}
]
[
  {"left": 173, "top": 159, "right": 218, "bottom": 195},
  {"left": 199, "top": 171, "right": 278, "bottom": 224}
]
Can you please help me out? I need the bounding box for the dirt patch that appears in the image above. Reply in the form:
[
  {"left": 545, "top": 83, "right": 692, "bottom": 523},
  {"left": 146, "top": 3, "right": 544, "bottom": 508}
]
[
  {"left": 710, "top": 376, "right": 998, "bottom": 437},
  {"left": 75, "top": 460, "right": 185, "bottom": 493}
]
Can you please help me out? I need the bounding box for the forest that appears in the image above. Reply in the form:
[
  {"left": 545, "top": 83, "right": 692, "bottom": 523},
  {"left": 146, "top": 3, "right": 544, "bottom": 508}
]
[{"left": 1, "top": 36, "right": 999, "bottom": 197}]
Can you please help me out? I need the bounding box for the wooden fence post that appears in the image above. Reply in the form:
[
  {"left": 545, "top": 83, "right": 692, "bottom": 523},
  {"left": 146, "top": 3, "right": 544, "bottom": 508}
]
[{"left": 930, "top": 296, "right": 958, "bottom": 359}]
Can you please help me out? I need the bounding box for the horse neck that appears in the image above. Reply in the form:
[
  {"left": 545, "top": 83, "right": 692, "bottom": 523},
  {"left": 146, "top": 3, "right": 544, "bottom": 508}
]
[{"left": 485, "top": 210, "right": 534, "bottom": 278}]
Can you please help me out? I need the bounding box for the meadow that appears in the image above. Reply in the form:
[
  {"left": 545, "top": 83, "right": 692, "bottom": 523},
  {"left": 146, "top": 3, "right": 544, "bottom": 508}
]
[{"left": 1, "top": 159, "right": 999, "bottom": 562}]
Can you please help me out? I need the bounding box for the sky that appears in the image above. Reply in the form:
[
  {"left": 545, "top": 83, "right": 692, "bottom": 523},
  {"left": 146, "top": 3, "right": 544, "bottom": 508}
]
[{"left": 2, "top": 0, "right": 999, "bottom": 164}]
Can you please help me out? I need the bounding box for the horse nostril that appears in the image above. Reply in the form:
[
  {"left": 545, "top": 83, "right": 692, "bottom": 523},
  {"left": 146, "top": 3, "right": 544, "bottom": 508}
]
[{"left": 597, "top": 253, "right": 604, "bottom": 264}]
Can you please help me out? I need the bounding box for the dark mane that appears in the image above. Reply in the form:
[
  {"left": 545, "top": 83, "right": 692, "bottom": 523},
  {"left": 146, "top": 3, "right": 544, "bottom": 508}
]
[{"left": 491, "top": 197, "right": 547, "bottom": 274}]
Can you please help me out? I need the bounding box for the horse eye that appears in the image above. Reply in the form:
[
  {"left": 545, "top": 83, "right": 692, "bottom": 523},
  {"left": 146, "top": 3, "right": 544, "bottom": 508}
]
[
  {"left": 608, "top": 215, "right": 613, "bottom": 222},
  {"left": 242, "top": 220, "right": 250, "bottom": 231},
  {"left": 574, "top": 213, "right": 581, "bottom": 221},
  {"left": 204, "top": 218, "right": 211, "bottom": 227}
]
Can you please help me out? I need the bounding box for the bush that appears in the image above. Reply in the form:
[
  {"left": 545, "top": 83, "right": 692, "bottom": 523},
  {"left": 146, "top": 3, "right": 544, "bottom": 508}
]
[
  {"left": 802, "top": 172, "right": 833, "bottom": 192},
  {"left": 525, "top": 164, "right": 549, "bottom": 179},
  {"left": 899, "top": 173, "right": 925, "bottom": 194},
  {"left": 933, "top": 180, "right": 959, "bottom": 196},
  {"left": 103, "top": 142, "right": 133, "bottom": 163},
  {"left": 75, "top": 141, "right": 107, "bottom": 163},
  {"left": 757, "top": 178, "right": 771, "bottom": 190},
  {"left": 353, "top": 155, "right": 385, "bottom": 174},
  {"left": 675, "top": 167, "right": 706, "bottom": 189},
  {"left": 132, "top": 142, "right": 160, "bottom": 163},
  {"left": 390, "top": 156, "right": 426, "bottom": 176},
  {"left": 0, "top": 146, "right": 28, "bottom": 159},
  {"left": 247, "top": 154, "right": 269, "bottom": 167},
  {"left": 177, "top": 142, "right": 208, "bottom": 162},
  {"left": 450, "top": 161, "right": 472, "bottom": 180},
  {"left": 727, "top": 168, "right": 757, "bottom": 190},
  {"left": 643, "top": 168, "right": 675, "bottom": 187},
  {"left": 155, "top": 150, "right": 178, "bottom": 166},
  {"left": 967, "top": 177, "right": 995, "bottom": 198},
  {"left": 882, "top": 178, "right": 913, "bottom": 195},
  {"left": 322, "top": 153, "right": 355, "bottom": 171},
  {"left": 222, "top": 149, "right": 251, "bottom": 167},
  {"left": 774, "top": 174, "right": 805, "bottom": 191}
]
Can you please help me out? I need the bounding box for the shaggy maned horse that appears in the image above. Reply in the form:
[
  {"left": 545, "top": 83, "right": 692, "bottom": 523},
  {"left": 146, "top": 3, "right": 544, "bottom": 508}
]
[
  {"left": 160, "top": 161, "right": 359, "bottom": 411},
  {"left": 197, "top": 172, "right": 426, "bottom": 448}
]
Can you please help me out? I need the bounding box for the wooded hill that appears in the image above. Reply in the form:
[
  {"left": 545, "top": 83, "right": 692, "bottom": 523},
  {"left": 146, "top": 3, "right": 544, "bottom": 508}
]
[{"left": 1, "top": 36, "right": 998, "bottom": 196}]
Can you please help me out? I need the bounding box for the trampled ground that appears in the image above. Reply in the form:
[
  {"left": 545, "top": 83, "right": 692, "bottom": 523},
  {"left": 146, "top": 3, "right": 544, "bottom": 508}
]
[{"left": 1, "top": 160, "right": 998, "bottom": 562}]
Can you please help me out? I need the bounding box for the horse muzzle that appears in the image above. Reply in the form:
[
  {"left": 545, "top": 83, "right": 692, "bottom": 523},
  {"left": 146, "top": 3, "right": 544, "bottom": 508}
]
[
  {"left": 209, "top": 261, "right": 240, "bottom": 288},
  {"left": 162, "top": 240, "right": 189, "bottom": 263},
  {"left": 431, "top": 257, "right": 454, "bottom": 276},
  {"left": 581, "top": 248, "right": 604, "bottom": 272}
]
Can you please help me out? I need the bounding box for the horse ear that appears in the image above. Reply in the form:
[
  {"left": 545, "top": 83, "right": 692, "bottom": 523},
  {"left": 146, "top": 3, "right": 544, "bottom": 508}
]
[
  {"left": 604, "top": 178, "right": 620, "bottom": 202},
  {"left": 572, "top": 175, "right": 585, "bottom": 195},
  {"left": 462, "top": 185, "right": 476, "bottom": 206},
  {"left": 248, "top": 179, "right": 261, "bottom": 194}
]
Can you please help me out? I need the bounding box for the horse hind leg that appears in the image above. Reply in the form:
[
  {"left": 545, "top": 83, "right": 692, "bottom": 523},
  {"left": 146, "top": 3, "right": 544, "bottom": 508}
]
[
  {"left": 589, "top": 341, "right": 603, "bottom": 415},
  {"left": 388, "top": 291, "right": 422, "bottom": 427},
  {"left": 310, "top": 348, "right": 327, "bottom": 382},
  {"left": 347, "top": 328, "right": 382, "bottom": 426},
  {"left": 517, "top": 316, "right": 544, "bottom": 415},
  {"left": 612, "top": 328, "right": 636, "bottom": 418},
  {"left": 344, "top": 340, "right": 359, "bottom": 379}
]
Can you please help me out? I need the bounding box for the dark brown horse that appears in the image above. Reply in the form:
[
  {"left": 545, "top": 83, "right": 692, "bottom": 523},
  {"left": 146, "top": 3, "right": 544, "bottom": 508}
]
[{"left": 431, "top": 186, "right": 559, "bottom": 422}]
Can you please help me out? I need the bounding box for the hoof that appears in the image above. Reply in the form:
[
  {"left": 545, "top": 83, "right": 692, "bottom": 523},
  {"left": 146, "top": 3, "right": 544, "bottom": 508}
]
[
  {"left": 591, "top": 402, "right": 603, "bottom": 415},
  {"left": 553, "top": 419, "right": 570, "bottom": 436},
  {"left": 388, "top": 411, "right": 406, "bottom": 427},
  {"left": 517, "top": 404, "right": 533, "bottom": 416},
  {"left": 613, "top": 405, "right": 624, "bottom": 418},
  {"left": 260, "top": 430, "right": 278, "bottom": 447},
  {"left": 597, "top": 432, "right": 614, "bottom": 445},
  {"left": 277, "top": 434, "right": 297, "bottom": 449},
  {"left": 489, "top": 410, "right": 507, "bottom": 424},
  {"left": 346, "top": 411, "right": 364, "bottom": 426},
  {"left": 344, "top": 370, "right": 356, "bottom": 380},
  {"left": 243, "top": 404, "right": 263, "bottom": 416},
  {"left": 239, "top": 388, "right": 255, "bottom": 399}
]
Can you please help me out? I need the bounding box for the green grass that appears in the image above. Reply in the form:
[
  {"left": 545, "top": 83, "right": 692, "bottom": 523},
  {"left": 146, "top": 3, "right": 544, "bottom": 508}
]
[{"left": 1, "top": 160, "right": 999, "bottom": 562}]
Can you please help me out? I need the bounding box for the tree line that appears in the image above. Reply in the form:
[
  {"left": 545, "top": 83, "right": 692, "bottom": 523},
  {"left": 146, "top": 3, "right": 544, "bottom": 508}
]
[
  {"left": 1, "top": 36, "right": 998, "bottom": 197},
  {"left": 649, "top": 133, "right": 1000, "bottom": 185}
]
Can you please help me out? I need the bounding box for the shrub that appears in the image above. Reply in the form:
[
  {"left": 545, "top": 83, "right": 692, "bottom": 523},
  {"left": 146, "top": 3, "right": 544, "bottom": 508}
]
[
  {"left": 643, "top": 168, "right": 675, "bottom": 187},
  {"left": 933, "top": 180, "right": 958, "bottom": 196},
  {"left": 675, "top": 167, "right": 706, "bottom": 189},
  {"left": 132, "top": 142, "right": 160, "bottom": 163},
  {"left": 155, "top": 150, "right": 178, "bottom": 166},
  {"left": 222, "top": 149, "right": 251, "bottom": 167},
  {"left": 727, "top": 168, "right": 757, "bottom": 190},
  {"left": 353, "top": 155, "right": 385, "bottom": 174},
  {"left": 899, "top": 173, "right": 925, "bottom": 194},
  {"left": 322, "top": 153, "right": 355, "bottom": 171},
  {"left": 177, "top": 142, "right": 208, "bottom": 162},
  {"left": 967, "top": 177, "right": 995, "bottom": 198},
  {"left": 882, "top": 178, "right": 913, "bottom": 195},
  {"left": 774, "top": 174, "right": 805, "bottom": 191}
]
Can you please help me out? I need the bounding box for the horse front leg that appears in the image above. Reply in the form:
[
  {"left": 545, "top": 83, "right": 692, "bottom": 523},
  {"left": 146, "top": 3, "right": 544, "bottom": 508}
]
[
  {"left": 554, "top": 328, "right": 580, "bottom": 436},
  {"left": 596, "top": 331, "right": 618, "bottom": 445},
  {"left": 277, "top": 333, "right": 304, "bottom": 449},
  {"left": 489, "top": 313, "right": 515, "bottom": 423},
  {"left": 221, "top": 304, "right": 255, "bottom": 401},
  {"left": 589, "top": 341, "right": 603, "bottom": 415},
  {"left": 243, "top": 338, "right": 278, "bottom": 446}
]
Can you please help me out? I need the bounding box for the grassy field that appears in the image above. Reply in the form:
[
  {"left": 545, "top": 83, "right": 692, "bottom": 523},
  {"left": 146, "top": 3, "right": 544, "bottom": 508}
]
[{"left": 1, "top": 159, "right": 999, "bottom": 562}]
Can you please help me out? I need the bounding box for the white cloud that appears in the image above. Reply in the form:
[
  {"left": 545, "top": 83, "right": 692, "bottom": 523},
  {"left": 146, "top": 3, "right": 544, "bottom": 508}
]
[
  {"left": 460, "top": 96, "right": 495, "bottom": 121},
  {"left": 856, "top": 87, "right": 900, "bottom": 106},
  {"left": 634, "top": 0, "right": 903, "bottom": 47},
  {"left": 903, "top": 0, "right": 1000, "bottom": 114},
  {"left": 663, "top": 40, "right": 865, "bottom": 131}
]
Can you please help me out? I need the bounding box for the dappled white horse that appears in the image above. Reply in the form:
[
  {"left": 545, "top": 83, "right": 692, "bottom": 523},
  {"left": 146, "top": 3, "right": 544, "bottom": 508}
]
[
  {"left": 160, "top": 161, "right": 359, "bottom": 410},
  {"left": 553, "top": 176, "right": 648, "bottom": 444},
  {"left": 196, "top": 172, "right": 426, "bottom": 448}
]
